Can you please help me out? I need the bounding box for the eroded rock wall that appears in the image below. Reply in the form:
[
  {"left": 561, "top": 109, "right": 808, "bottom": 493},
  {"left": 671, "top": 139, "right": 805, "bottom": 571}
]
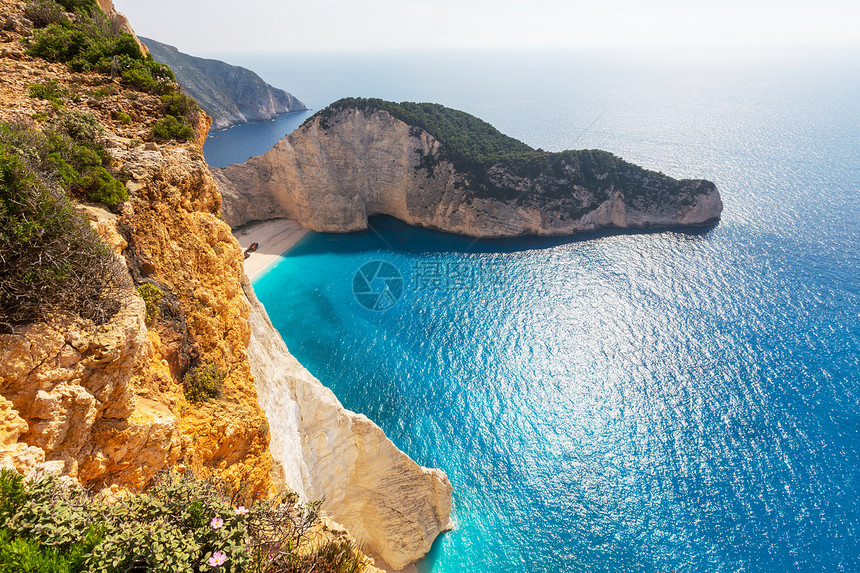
[
  {"left": 0, "top": 0, "right": 272, "bottom": 496},
  {"left": 1, "top": 3, "right": 453, "bottom": 568},
  {"left": 243, "top": 281, "right": 453, "bottom": 571}
]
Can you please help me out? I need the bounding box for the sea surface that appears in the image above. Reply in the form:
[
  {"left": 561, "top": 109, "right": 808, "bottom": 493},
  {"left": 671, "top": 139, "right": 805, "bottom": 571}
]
[{"left": 212, "top": 47, "right": 860, "bottom": 571}]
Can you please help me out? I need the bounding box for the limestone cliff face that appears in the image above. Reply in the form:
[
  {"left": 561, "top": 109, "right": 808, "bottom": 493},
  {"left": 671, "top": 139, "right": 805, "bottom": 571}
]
[
  {"left": 0, "top": 137, "right": 274, "bottom": 495},
  {"left": 141, "top": 37, "right": 307, "bottom": 131},
  {"left": 1, "top": 3, "right": 453, "bottom": 568},
  {"left": 244, "top": 282, "right": 452, "bottom": 570},
  {"left": 0, "top": 0, "right": 271, "bottom": 496},
  {"left": 214, "top": 106, "right": 722, "bottom": 236}
]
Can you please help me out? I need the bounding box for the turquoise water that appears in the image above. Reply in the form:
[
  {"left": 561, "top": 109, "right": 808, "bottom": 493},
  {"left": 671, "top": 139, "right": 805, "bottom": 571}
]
[{"left": 246, "top": 48, "right": 860, "bottom": 571}]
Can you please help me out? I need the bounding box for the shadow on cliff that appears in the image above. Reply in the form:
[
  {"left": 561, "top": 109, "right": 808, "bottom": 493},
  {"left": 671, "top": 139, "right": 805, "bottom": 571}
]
[{"left": 283, "top": 215, "right": 720, "bottom": 258}]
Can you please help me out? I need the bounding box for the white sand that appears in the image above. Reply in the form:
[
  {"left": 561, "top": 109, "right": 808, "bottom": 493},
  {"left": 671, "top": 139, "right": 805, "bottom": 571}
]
[{"left": 232, "top": 219, "right": 310, "bottom": 280}]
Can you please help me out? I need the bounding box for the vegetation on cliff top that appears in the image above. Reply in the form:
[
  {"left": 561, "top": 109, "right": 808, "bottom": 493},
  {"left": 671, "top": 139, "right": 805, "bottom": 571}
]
[
  {"left": 307, "top": 97, "right": 533, "bottom": 168},
  {"left": 0, "top": 119, "right": 126, "bottom": 327},
  {"left": 306, "top": 98, "right": 713, "bottom": 206},
  {"left": 24, "top": 0, "right": 197, "bottom": 142},
  {"left": 0, "top": 468, "right": 369, "bottom": 573}
]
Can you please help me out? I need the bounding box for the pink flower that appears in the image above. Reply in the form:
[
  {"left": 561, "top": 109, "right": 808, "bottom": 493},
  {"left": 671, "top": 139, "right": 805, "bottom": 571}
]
[
  {"left": 233, "top": 506, "right": 248, "bottom": 515},
  {"left": 208, "top": 551, "right": 227, "bottom": 567},
  {"left": 210, "top": 517, "right": 224, "bottom": 529}
]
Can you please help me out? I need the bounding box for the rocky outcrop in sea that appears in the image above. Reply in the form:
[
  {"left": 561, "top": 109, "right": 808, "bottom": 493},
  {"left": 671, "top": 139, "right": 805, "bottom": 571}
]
[{"left": 214, "top": 101, "right": 722, "bottom": 235}]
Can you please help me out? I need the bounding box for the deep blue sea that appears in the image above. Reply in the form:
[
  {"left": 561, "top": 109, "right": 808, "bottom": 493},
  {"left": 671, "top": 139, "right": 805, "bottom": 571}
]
[{"left": 211, "top": 47, "right": 860, "bottom": 572}]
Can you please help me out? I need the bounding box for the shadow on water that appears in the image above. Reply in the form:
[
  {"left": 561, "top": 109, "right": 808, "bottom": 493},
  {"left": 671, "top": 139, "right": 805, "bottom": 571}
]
[
  {"left": 414, "top": 529, "right": 452, "bottom": 573},
  {"left": 284, "top": 215, "right": 720, "bottom": 258}
]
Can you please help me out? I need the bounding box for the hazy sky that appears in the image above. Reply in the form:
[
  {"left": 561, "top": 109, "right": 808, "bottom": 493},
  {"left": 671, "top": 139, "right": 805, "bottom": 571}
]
[{"left": 114, "top": 0, "right": 859, "bottom": 55}]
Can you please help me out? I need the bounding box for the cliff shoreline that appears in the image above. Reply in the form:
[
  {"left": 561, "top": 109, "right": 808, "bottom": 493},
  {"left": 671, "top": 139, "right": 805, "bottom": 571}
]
[
  {"left": 214, "top": 103, "right": 723, "bottom": 237},
  {"left": 140, "top": 36, "right": 307, "bottom": 131}
]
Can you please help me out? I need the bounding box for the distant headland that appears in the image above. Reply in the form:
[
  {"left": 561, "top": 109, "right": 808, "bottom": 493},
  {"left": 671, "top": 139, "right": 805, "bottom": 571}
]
[{"left": 214, "top": 97, "right": 722, "bottom": 236}]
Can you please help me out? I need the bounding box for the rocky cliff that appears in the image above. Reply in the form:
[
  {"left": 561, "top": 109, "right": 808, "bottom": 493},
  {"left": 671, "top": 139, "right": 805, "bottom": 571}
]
[
  {"left": 1, "top": 2, "right": 451, "bottom": 568},
  {"left": 244, "top": 282, "right": 452, "bottom": 570},
  {"left": 214, "top": 99, "right": 722, "bottom": 235},
  {"left": 0, "top": 2, "right": 273, "bottom": 493},
  {"left": 140, "top": 36, "right": 307, "bottom": 131}
]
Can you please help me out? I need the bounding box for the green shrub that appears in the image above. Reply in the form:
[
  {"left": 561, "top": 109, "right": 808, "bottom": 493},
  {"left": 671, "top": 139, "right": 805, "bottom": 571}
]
[
  {"left": 87, "top": 471, "right": 251, "bottom": 572},
  {"left": 0, "top": 121, "right": 125, "bottom": 325},
  {"left": 120, "top": 67, "right": 156, "bottom": 92},
  {"left": 148, "top": 92, "right": 197, "bottom": 142},
  {"left": 0, "top": 468, "right": 368, "bottom": 573},
  {"left": 0, "top": 469, "right": 104, "bottom": 573},
  {"left": 0, "top": 530, "right": 77, "bottom": 573},
  {"left": 24, "top": 0, "right": 68, "bottom": 28},
  {"left": 90, "top": 84, "right": 116, "bottom": 99},
  {"left": 54, "top": 0, "right": 98, "bottom": 13},
  {"left": 0, "top": 469, "right": 26, "bottom": 524},
  {"left": 78, "top": 165, "right": 127, "bottom": 205},
  {"left": 3, "top": 112, "right": 130, "bottom": 208},
  {"left": 54, "top": 109, "right": 103, "bottom": 141},
  {"left": 27, "top": 22, "right": 88, "bottom": 64},
  {"left": 161, "top": 92, "right": 197, "bottom": 119},
  {"left": 28, "top": 80, "right": 68, "bottom": 107},
  {"left": 116, "top": 57, "right": 176, "bottom": 94},
  {"left": 115, "top": 110, "right": 131, "bottom": 124},
  {"left": 136, "top": 282, "right": 162, "bottom": 325},
  {"left": 184, "top": 363, "right": 225, "bottom": 403},
  {"left": 151, "top": 115, "right": 194, "bottom": 142},
  {"left": 28, "top": 15, "right": 145, "bottom": 73}
]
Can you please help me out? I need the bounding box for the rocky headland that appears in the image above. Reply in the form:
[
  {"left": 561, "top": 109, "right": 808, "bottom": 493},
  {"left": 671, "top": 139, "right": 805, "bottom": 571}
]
[
  {"left": 141, "top": 36, "right": 307, "bottom": 131},
  {"left": 214, "top": 98, "right": 722, "bottom": 235}
]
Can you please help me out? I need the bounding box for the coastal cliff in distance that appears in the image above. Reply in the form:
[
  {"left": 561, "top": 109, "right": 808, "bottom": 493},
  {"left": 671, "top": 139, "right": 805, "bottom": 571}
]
[
  {"left": 140, "top": 36, "right": 307, "bottom": 130},
  {"left": 214, "top": 98, "right": 722, "bottom": 235}
]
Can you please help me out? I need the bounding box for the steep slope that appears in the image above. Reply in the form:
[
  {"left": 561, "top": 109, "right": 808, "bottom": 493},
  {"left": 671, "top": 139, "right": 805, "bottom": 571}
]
[
  {"left": 0, "top": 0, "right": 273, "bottom": 494},
  {"left": 1, "top": 2, "right": 451, "bottom": 568},
  {"left": 244, "top": 281, "right": 453, "bottom": 570},
  {"left": 214, "top": 98, "right": 722, "bottom": 235},
  {"left": 141, "top": 36, "right": 307, "bottom": 130}
]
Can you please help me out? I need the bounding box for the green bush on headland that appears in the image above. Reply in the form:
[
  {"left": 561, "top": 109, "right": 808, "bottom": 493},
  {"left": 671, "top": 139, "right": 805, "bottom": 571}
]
[
  {"left": 304, "top": 98, "right": 625, "bottom": 198},
  {"left": 0, "top": 468, "right": 367, "bottom": 573},
  {"left": 307, "top": 97, "right": 533, "bottom": 171},
  {"left": 308, "top": 97, "right": 708, "bottom": 207}
]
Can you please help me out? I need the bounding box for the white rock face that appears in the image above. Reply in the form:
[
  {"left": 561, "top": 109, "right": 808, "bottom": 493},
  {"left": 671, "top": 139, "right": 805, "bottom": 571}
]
[
  {"left": 213, "top": 106, "right": 723, "bottom": 236},
  {"left": 243, "top": 281, "right": 453, "bottom": 571}
]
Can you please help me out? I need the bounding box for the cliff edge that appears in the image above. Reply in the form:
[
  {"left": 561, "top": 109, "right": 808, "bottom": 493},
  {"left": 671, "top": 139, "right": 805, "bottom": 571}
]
[
  {"left": 1, "top": 2, "right": 450, "bottom": 569},
  {"left": 214, "top": 98, "right": 722, "bottom": 236},
  {"left": 141, "top": 36, "right": 307, "bottom": 131}
]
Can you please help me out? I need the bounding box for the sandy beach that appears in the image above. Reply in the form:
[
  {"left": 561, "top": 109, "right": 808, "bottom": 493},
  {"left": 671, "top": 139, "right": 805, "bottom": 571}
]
[{"left": 232, "top": 219, "right": 310, "bottom": 280}]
